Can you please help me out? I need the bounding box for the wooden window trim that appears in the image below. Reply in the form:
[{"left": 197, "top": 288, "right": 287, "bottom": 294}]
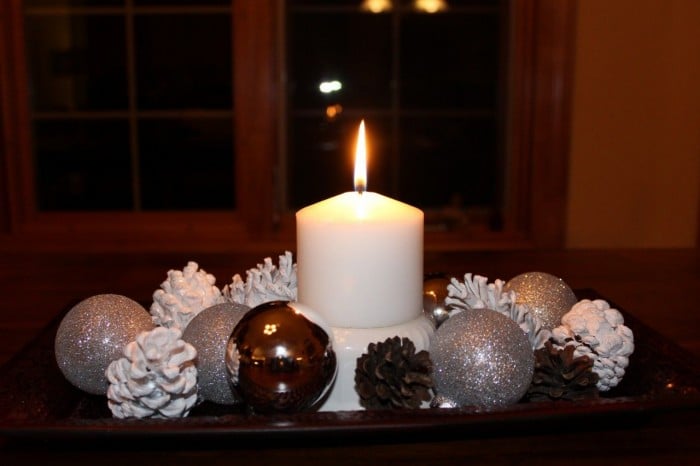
[
  {"left": 0, "top": 0, "right": 576, "bottom": 253},
  {"left": 508, "top": 0, "right": 577, "bottom": 249}
]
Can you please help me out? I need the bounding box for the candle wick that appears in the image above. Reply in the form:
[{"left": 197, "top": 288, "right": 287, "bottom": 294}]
[{"left": 355, "top": 182, "right": 366, "bottom": 195}]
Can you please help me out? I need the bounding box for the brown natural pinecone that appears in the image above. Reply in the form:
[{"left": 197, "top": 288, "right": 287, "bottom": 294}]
[
  {"left": 527, "top": 340, "right": 600, "bottom": 402},
  {"left": 355, "top": 336, "right": 434, "bottom": 409}
]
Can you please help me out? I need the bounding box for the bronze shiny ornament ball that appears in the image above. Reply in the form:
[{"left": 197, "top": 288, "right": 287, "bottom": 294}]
[
  {"left": 225, "top": 301, "right": 337, "bottom": 414},
  {"left": 423, "top": 272, "right": 453, "bottom": 328}
]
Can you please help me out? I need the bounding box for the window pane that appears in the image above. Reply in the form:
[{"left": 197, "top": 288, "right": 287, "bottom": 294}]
[
  {"left": 26, "top": 0, "right": 124, "bottom": 6},
  {"left": 134, "top": 0, "right": 228, "bottom": 5},
  {"left": 400, "top": 11, "right": 501, "bottom": 108},
  {"left": 135, "top": 14, "right": 232, "bottom": 109},
  {"left": 139, "top": 118, "right": 234, "bottom": 210},
  {"left": 285, "top": 1, "right": 508, "bottom": 233},
  {"left": 25, "top": 5, "right": 236, "bottom": 213},
  {"left": 287, "top": 1, "right": 499, "bottom": 10},
  {"left": 399, "top": 0, "right": 499, "bottom": 6},
  {"left": 24, "top": 15, "right": 127, "bottom": 111},
  {"left": 288, "top": 0, "right": 367, "bottom": 8},
  {"left": 287, "top": 11, "right": 392, "bottom": 109},
  {"left": 287, "top": 116, "right": 392, "bottom": 209},
  {"left": 399, "top": 117, "right": 499, "bottom": 209},
  {"left": 34, "top": 120, "right": 133, "bottom": 210}
]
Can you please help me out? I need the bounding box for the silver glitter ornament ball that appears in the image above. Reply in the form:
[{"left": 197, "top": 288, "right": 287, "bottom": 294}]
[
  {"left": 55, "top": 294, "right": 154, "bottom": 395},
  {"left": 430, "top": 309, "right": 534, "bottom": 409},
  {"left": 182, "top": 302, "right": 249, "bottom": 405},
  {"left": 504, "top": 271, "right": 577, "bottom": 331}
]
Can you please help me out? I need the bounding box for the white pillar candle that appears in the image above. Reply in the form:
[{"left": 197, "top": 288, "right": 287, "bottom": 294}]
[{"left": 296, "top": 121, "right": 424, "bottom": 328}]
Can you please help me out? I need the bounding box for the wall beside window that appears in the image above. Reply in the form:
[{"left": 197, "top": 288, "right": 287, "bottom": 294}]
[{"left": 567, "top": 0, "right": 700, "bottom": 248}]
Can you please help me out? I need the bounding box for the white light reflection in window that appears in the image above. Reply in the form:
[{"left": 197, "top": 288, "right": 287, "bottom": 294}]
[{"left": 319, "top": 80, "right": 342, "bottom": 94}]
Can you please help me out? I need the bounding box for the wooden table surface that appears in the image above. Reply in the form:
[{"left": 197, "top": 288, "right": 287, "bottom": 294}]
[{"left": 0, "top": 248, "right": 698, "bottom": 464}]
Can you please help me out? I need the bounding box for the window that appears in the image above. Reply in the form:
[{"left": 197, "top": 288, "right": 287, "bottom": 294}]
[
  {"left": 285, "top": 0, "right": 507, "bottom": 237},
  {"left": 24, "top": 0, "right": 234, "bottom": 211},
  {"left": 0, "top": 0, "right": 575, "bottom": 251}
]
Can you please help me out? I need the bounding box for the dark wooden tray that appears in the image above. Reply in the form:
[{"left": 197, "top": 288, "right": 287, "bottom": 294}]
[{"left": 1, "top": 290, "right": 699, "bottom": 448}]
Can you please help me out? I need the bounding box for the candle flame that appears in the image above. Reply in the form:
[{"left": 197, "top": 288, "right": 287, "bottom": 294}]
[{"left": 354, "top": 120, "right": 367, "bottom": 193}]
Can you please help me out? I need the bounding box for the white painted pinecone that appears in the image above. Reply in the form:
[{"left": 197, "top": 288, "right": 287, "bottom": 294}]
[
  {"left": 151, "top": 261, "right": 224, "bottom": 330},
  {"left": 106, "top": 327, "right": 198, "bottom": 419},
  {"left": 223, "top": 251, "right": 297, "bottom": 307},
  {"left": 551, "top": 299, "right": 634, "bottom": 391},
  {"left": 446, "top": 273, "right": 550, "bottom": 349}
]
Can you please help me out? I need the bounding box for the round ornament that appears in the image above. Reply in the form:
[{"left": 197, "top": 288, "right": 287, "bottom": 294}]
[
  {"left": 423, "top": 273, "right": 452, "bottom": 328},
  {"left": 504, "top": 271, "right": 577, "bottom": 331},
  {"left": 55, "top": 294, "right": 154, "bottom": 395},
  {"left": 182, "top": 302, "right": 250, "bottom": 405},
  {"left": 430, "top": 308, "right": 534, "bottom": 409},
  {"left": 225, "top": 301, "right": 337, "bottom": 414}
]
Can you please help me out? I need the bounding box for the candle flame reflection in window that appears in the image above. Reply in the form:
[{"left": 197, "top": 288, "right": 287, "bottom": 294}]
[
  {"left": 354, "top": 120, "right": 367, "bottom": 193},
  {"left": 325, "top": 104, "right": 343, "bottom": 121},
  {"left": 361, "top": 0, "right": 392, "bottom": 13},
  {"left": 415, "top": 0, "right": 447, "bottom": 13},
  {"left": 361, "top": 0, "right": 447, "bottom": 14}
]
